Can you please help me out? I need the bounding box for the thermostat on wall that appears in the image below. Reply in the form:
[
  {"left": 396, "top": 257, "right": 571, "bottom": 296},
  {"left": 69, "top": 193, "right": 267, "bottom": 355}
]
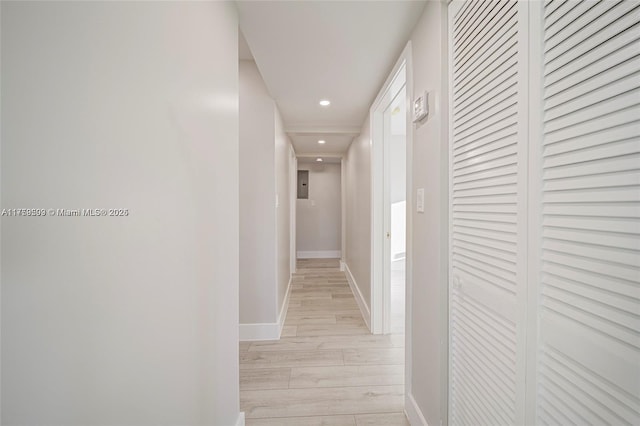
[{"left": 413, "top": 91, "right": 429, "bottom": 122}]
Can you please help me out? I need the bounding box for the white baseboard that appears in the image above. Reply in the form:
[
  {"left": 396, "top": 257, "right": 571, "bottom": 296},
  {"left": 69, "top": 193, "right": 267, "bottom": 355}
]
[
  {"left": 277, "top": 275, "right": 292, "bottom": 335},
  {"left": 297, "top": 250, "right": 341, "bottom": 259},
  {"left": 405, "top": 392, "right": 429, "bottom": 426},
  {"left": 240, "top": 275, "right": 292, "bottom": 341},
  {"left": 343, "top": 262, "right": 371, "bottom": 331},
  {"left": 234, "top": 412, "right": 245, "bottom": 426},
  {"left": 239, "top": 321, "right": 280, "bottom": 341}
]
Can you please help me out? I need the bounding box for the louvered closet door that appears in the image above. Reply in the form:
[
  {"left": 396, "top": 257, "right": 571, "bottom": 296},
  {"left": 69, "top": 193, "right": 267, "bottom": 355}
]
[
  {"left": 449, "top": 1, "right": 528, "bottom": 424},
  {"left": 536, "top": 1, "right": 640, "bottom": 424}
]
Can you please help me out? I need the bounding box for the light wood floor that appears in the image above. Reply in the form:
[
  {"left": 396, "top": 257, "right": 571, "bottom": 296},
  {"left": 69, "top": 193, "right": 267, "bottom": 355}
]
[{"left": 240, "top": 258, "right": 409, "bottom": 426}]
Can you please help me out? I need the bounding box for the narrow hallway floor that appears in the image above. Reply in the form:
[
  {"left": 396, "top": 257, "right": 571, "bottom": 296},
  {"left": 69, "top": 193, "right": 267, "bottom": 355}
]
[{"left": 240, "top": 258, "right": 409, "bottom": 426}]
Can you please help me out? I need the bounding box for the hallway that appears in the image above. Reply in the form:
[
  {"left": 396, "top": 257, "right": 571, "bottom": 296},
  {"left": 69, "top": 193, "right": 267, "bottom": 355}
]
[{"left": 239, "top": 259, "right": 408, "bottom": 425}]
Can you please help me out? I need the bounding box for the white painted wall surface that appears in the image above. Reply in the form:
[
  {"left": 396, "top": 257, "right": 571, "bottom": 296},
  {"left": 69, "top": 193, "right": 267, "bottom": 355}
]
[
  {"left": 390, "top": 135, "right": 407, "bottom": 204},
  {"left": 390, "top": 128, "right": 407, "bottom": 261},
  {"left": 239, "top": 60, "right": 278, "bottom": 324},
  {"left": 343, "top": 119, "right": 372, "bottom": 306},
  {"left": 391, "top": 201, "right": 407, "bottom": 260},
  {"left": 407, "top": 2, "right": 449, "bottom": 425},
  {"left": 1, "top": 2, "right": 241, "bottom": 425},
  {"left": 296, "top": 164, "right": 342, "bottom": 256},
  {"left": 274, "top": 108, "right": 291, "bottom": 315}
]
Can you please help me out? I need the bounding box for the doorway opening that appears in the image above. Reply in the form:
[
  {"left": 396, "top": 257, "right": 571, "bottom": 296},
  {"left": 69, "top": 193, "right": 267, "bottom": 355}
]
[
  {"left": 386, "top": 87, "right": 407, "bottom": 334},
  {"left": 371, "top": 53, "right": 410, "bottom": 336}
]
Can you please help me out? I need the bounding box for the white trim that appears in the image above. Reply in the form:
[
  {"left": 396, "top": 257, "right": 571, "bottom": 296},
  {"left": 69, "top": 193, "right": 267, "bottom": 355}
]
[
  {"left": 296, "top": 250, "right": 341, "bottom": 259},
  {"left": 341, "top": 157, "right": 347, "bottom": 268},
  {"left": 525, "top": 1, "right": 544, "bottom": 423},
  {"left": 239, "top": 322, "right": 280, "bottom": 341},
  {"left": 290, "top": 145, "right": 297, "bottom": 275},
  {"left": 403, "top": 39, "right": 415, "bottom": 416},
  {"left": 234, "top": 412, "right": 245, "bottom": 426},
  {"left": 405, "top": 392, "right": 429, "bottom": 426},
  {"left": 370, "top": 42, "right": 411, "bottom": 335},
  {"left": 277, "top": 275, "right": 292, "bottom": 335},
  {"left": 343, "top": 262, "right": 371, "bottom": 331},
  {"left": 240, "top": 276, "right": 292, "bottom": 341},
  {"left": 447, "top": 4, "right": 461, "bottom": 423}
]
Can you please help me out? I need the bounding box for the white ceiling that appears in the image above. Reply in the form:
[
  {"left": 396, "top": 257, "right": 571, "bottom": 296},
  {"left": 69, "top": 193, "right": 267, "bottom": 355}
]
[{"left": 237, "top": 1, "right": 425, "bottom": 157}]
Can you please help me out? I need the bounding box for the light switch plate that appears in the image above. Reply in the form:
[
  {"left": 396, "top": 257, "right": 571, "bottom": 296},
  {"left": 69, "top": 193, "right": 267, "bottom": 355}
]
[
  {"left": 417, "top": 188, "right": 425, "bottom": 213},
  {"left": 413, "top": 91, "right": 429, "bottom": 122}
]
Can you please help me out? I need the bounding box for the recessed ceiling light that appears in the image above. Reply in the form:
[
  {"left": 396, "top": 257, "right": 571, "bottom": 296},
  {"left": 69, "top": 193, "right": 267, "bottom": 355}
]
[
  {"left": 318, "top": 140, "right": 326, "bottom": 144},
  {"left": 319, "top": 100, "right": 331, "bottom": 106},
  {"left": 316, "top": 158, "right": 323, "bottom": 162}
]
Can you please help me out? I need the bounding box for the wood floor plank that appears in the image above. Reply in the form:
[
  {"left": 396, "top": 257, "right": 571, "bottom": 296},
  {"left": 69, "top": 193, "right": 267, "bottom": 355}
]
[
  {"left": 335, "top": 313, "right": 366, "bottom": 325},
  {"left": 289, "top": 365, "right": 403, "bottom": 388},
  {"left": 343, "top": 348, "right": 404, "bottom": 365},
  {"left": 296, "top": 324, "right": 370, "bottom": 337},
  {"left": 241, "top": 385, "right": 404, "bottom": 418},
  {"left": 245, "top": 415, "right": 356, "bottom": 426},
  {"left": 240, "top": 350, "right": 344, "bottom": 369},
  {"left": 281, "top": 325, "right": 297, "bottom": 337},
  {"left": 285, "top": 314, "right": 337, "bottom": 325},
  {"left": 240, "top": 368, "right": 291, "bottom": 390},
  {"left": 248, "top": 335, "right": 401, "bottom": 352},
  {"left": 354, "top": 413, "right": 410, "bottom": 426},
  {"left": 287, "top": 306, "right": 363, "bottom": 314}
]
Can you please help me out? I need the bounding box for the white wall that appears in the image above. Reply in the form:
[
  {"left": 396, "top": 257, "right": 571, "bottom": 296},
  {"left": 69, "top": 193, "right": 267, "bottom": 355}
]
[
  {"left": 239, "top": 60, "right": 277, "bottom": 324},
  {"left": 407, "top": 2, "right": 449, "bottom": 425},
  {"left": 239, "top": 59, "right": 292, "bottom": 332},
  {"left": 343, "top": 119, "right": 372, "bottom": 306},
  {"left": 296, "top": 164, "right": 342, "bottom": 257},
  {"left": 390, "top": 119, "right": 407, "bottom": 261},
  {"left": 390, "top": 135, "right": 407, "bottom": 204},
  {"left": 274, "top": 108, "right": 291, "bottom": 315},
  {"left": 1, "top": 2, "right": 241, "bottom": 425}
]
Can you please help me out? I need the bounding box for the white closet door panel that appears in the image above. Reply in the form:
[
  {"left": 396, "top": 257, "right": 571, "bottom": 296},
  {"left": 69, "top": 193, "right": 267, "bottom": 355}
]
[
  {"left": 455, "top": 74, "right": 518, "bottom": 120},
  {"left": 545, "top": 46, "right": 640, "bottom": 98},
  {"left": 545, "top": 1, "right": 637, "bottom": 58},
  {"left": 449, "top": 1, "right": 528, "bottom": 424},
  {"left": 454, "top": 1, "right": 516, "bottom": 69},
  {"left": 543, "top": 263, "right": 639, "bottom": 303},
  {"left": 545, "top": 74, "right": 640, "bottom": 122},
  {"left": 543, "top": 155, "right": 640, "bottom": 183},
  {"left": 546, "top": 35, "right": 639, "bottom": 90},
  {"left": 453, "top": 230, "right": 517, "bottom": 251},
  {"left": 537, "top": 0, "right": 640, "bottom": 424},
  {"left": 454, "top": 54, "right": 518, "bottom": 106},
  {"left": 543, "top": 126, "right": 639, "bottom": 157},
  {"left": 543, "top": 200, "right": 640, "bottom": 217},
  {"left": 453, "top": 126, "right": 518, "bottom": 159},
  {"left": 543, "top": 110, "right": 639, "bottom": 146}
]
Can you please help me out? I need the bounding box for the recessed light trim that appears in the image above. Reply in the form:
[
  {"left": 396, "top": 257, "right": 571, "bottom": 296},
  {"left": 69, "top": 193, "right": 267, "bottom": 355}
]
[
  {"left": 316, "top": 158, "right": 323, "bottom": 162},
  {"left": 318, "top": 140, "right": 326, "bottom": 144},
  {"left": 319, "top": 100, "right": 331, "bottom": 107}
]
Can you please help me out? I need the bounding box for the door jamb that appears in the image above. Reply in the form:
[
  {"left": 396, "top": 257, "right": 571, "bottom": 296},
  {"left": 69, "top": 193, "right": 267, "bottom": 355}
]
[{"left": 370, "top": 43, "right": 411, "bottom": 336}]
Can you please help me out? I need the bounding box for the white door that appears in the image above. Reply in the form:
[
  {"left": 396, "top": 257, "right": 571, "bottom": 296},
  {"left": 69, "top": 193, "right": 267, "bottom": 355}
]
[
  {"left": 533, "top": 0, "right": 640, "bottom": 423},
  {"left": 449, "top": 1, "right": 640, "bottom": 425},
  {"left": 448, "top": 1, "right": 529, "bottom": 424}
]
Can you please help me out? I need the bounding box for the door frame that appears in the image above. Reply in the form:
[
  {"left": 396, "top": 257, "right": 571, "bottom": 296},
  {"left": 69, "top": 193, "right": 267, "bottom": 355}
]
[
  {"left": 370, "top": 43, "right": 411, "bottom": 335},
  {"left": 289, "top": 144, "right": 297, "bottom": 274}
]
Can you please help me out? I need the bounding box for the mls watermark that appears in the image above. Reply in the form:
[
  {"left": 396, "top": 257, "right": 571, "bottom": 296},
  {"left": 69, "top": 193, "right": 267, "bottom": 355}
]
[{"left": 1, "top": 208, "right": 129, "bottom": 217}]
